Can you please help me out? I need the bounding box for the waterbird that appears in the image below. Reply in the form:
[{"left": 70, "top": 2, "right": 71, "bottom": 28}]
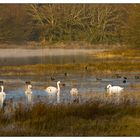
[
  {"left": 115, "top": 74, "right": 121, "bottom": 78},
  {"left": 51, "top": 77, "right": 55, "bottom": 81},
  {"left": 64, "top": 72, "right": 67, "bottom": 77},
  {"left": 0, "top": 81, "right": 6, "bottom": 109},
  {"left": 96, "top": 77, "right": 102, "bottom": 81},
  {"left": 123, "top": 77, "right": 127, "bottom": 83},
  {"left": 70, "top": 88, "right": 80, "bottom": 103},
  {"left": 85, "top": 66, "right": 88, "bottom": 70},
  {"left": 135, "top": 76, "right": 140, "bottom": 79},
  {"left": 45, "top": 81, "right": 61, "bottom": 103},
  {"left": 107, "top": 84, "right": 124, "bottom": 96},
  {"left": 25, "top": 81, "right": 33, "bottom": 104},
  {"left": 123, "top": 79, "right": 126, "bottom": 83},
  {"left": 70, "top": 88, "right": 79, "bottom": 96},
  {"left": 62, "top": 83, "right": 66, "bottom": 87}
]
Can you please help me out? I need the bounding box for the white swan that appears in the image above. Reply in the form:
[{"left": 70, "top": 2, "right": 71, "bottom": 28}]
[
  {"left": 45, "top": 81, "right": 61, "bottom": 103},
  {"left": 107, "top": 84, "right": 124, "bottom": 96},
  {"left": 70, "top": 88, "right": 79, "bottom": 96},
  {"left": 70, "top": 88, "right": 80, "bottom": 103},
  {"left": 25, "top": 82, "right": 33, "bottom": 104},
  {"left": 0, "top": 85, "right": 6, "bottom": 108}
]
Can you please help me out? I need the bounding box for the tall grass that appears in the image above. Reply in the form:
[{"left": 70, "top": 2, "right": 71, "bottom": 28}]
[
  {"left": 1, "top": 99, "right": 140, "bottom": 136},
  {"left": 0, "top": 58, "right": 140, "bottom": 76}
]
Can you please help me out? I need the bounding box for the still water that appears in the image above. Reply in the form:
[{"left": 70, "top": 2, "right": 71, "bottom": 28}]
[
  {"left": 2, "top": 73, "right": 140, "bottom": 104},
  {"left": 0, "top": 49, "right": 139, "bottom": 104}
]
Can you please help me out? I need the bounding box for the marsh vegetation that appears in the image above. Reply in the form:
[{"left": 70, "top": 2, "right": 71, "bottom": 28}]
[
  {"left": 1, "top": 98, "right": 140, "bottom": 136},
  {"left": 0, "top": 4, "right": 139, "bottom": 136}
]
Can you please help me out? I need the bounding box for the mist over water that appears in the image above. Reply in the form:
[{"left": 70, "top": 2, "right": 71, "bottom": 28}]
[{"left": 0, "top": 48, "right": 140, "bottom": 104}]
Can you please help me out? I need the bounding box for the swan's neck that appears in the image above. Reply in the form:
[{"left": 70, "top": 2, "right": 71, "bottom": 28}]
[
  {"left": 57, "top": 82, "right": 60, "bottom": 103},
  {"left": 57, "top": 83, "right": 60, "bottom": 91},
  {"left": 27, "top": 85, "right": 32, "bottom": 91},
  {"left": 1, "top": 86, "right": 4, "bottom": 92},
  {"left": 57, "top": 90, "right": 60, "bottom": 103}
]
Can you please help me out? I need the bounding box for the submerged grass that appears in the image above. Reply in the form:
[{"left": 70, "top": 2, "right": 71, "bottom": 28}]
[
  {"left": 0, "top": 59, "right": 140, "bottom": 76},
  {"left": 95, "top": 48, "right": 140, "bottom": 58},
  {"left": 1, "top": 101, "right": 140, "bottom": 136}
]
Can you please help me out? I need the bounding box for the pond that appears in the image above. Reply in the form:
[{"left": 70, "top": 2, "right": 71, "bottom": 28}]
[
  {"left": 0, "top": 49, "right": 140, "bottom": 104},
  {"left": 0, "top": 48, "right": 102, "bottom": 66},
  {"left": 2, "top": 73, "right": 140, "bottom": 105}
]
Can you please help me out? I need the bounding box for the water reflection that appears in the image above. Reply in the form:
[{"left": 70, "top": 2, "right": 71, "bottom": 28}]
[
  {"left": 2, "top": 73, "right": 139, "bottom": 105},
  {"left": 0, "top": 55, "right": 94, "bottom": 66}
]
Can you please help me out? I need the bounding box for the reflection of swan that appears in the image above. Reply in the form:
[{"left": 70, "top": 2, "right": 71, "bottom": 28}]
[
  {"left": 45, "top": 81, "right": 61, "bottom": 103},
  {"left": 107, "top": 84, "right": 124, "bottom": 96},
  {"left": 25, "top": 81, "right": 33, "bottom": 104},
  {"left": 0, "top": 83, "right": 6, "bottom": 108}
]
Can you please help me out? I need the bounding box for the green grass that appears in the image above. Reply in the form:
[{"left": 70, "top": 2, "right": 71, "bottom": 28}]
[{"left": 1, "top": 101, "right": 140, "bottom": 136}]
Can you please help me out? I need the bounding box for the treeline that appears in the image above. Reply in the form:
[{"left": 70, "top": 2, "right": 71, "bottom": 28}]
[{"left": 0, "top": 4, "right": 139, "bottom": 47}]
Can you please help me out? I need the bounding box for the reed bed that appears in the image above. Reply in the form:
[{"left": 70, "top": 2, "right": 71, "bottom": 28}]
[
  {"left": 0, "top": 93, "right": 140, "bottom": 136},
  {"left": 0, "top": 59, "right": 140, "bottom": 76}
]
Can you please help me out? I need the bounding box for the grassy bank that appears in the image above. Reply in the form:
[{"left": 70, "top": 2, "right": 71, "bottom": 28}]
[
  {"left": 0, "top": 42, "right": 122, "bottom": 49},
  {"left": 1, "top": 101, "right": 140, "bottom": 136},
  {"left": 0, "top": 60, "right": 140, "bottom": 76},
  {"left": 94, "top": 48, "right": 140, "bottom": 58}
]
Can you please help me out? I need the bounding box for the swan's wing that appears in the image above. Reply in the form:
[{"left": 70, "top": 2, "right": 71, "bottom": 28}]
[
  {"left": 45, "top": 86, "right": 58, "bottom": 94},
  {"left": 111, "top": 86, "right": 123, "bottom": 93},
  {"left": 120, "top": 87, "right": 124, "bottom": 92},
  {"left": 70, "top": 88, "right": 78, "bottom": 95},
  {"left": 70, "top": 88, "right": 75, "bottom": 95},
  {"left": 0, "top": 93, "right": 3, "bottom": 99},
  {"left": 25, "top": 90, "right": 32, "bottom": 96},
  {"left": 0, "top": 92, "right": 6, "bottom": 100}
]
